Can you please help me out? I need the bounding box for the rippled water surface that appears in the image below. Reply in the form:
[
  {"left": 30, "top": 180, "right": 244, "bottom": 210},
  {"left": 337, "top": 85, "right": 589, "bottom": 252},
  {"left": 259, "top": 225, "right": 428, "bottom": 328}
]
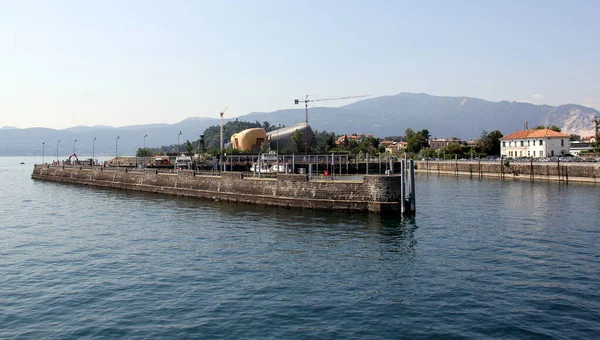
[{"left": 1, "top": 157, "right": 599, "bottom": 339}]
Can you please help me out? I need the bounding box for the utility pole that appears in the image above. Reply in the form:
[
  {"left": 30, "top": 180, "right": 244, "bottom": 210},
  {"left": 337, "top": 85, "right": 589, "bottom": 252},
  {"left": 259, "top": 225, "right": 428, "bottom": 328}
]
[
  {"left": 219, "top": 107, "right": 228, "bottom": 171},
  {"left": 593, "top": 116, "right": 599, "bottom": 147},
  {"left": 294, "top": 94, "right": 369, "bottom": 153}
]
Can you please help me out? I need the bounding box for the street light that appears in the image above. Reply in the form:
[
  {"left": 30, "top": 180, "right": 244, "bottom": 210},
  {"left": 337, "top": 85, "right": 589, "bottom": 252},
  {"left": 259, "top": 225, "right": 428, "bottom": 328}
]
[
  {"left": 92, "top": 137, "right": 96, "bottom": 165},
  {"left": 116, "top": 136, "right": 120, "bottom": 160},
  {"left": 42, "top": 141, "right": 45, "bottom": 164},
  {"left": 56, "top": 140, "right": 60, "bottom": 163},
  {"left": 276, "top": 124, "right": 280, "bottom": 172},
  {"left": 178, "top": 130, "right": 182, "bottom": 154},
  {"left": 143, "top": 134, "right": 148, "bottom": 168},
  {"left": 73, "top": 138, "right": 77, "bottom": 155}
]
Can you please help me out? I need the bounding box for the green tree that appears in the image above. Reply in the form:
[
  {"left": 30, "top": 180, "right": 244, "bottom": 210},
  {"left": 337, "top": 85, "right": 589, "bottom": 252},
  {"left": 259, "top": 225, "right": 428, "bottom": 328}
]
[
  {"left": 533, "top": 125, "right": 561, "bottom": 132},
  {"left": 477, "top": 130, "right": 503, "bottom": 155},
  {"left": 420, "top": 147, "right": 438, "bottom": 159},
  {"left": 185, "top": 140, "right": 193, "bottom": 155},
  {"left": 291, "top": 129, "right": 304, "bottom": 152},
  {"left": 136, "top": 148, "right": 153, "bottom": 157}
]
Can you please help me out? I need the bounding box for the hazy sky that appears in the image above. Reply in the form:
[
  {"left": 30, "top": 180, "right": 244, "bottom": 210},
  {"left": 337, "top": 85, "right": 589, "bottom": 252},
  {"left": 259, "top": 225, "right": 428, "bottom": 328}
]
[{"left": 1, "top": 0, "right": 599, "bottom": 129}]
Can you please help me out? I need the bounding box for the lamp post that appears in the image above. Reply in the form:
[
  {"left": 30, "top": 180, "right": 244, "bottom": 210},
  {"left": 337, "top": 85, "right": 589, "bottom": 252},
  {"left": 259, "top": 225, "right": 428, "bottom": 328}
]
[
  {"left": 178, "top": 131, "right": 182, "bottom": 154},
  {"left": 73, "top": 138, "right": 77, "bottom": 155},
  {"left": 276, "top": 124, "right": 280, "bottom": 172},
  {"left": 56, "top": 140, "right": 60, "bottom": 163},
  {"left": 42, "top": 141, "right": 45, "bottom": 164},
  {"left": 92, "top": 137, "right": 96, "bottom": 165},
  {"left": 143, "top": 134, "right": 148, "bottom": 168},
  {"left": 116, "top": 136, "right": 120, "bottom": 161}
]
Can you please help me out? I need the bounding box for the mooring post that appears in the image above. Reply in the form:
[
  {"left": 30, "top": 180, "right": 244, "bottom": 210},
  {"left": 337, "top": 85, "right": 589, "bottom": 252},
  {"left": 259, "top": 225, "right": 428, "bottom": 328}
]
[
  {"left": 389, "top": 157, "right": 393, "bottom": 175},
  {"left": 409, "top": 159, "right": 416, "bottom": 213},
  {"left": 400, "top": 160, "right": 406, "bottom": 215},
  {"left": 455, "top": 154, "right": 458, "bottom": 176},
  {"left": 530, "top": 158, "right": 534, "bottom": 181}
]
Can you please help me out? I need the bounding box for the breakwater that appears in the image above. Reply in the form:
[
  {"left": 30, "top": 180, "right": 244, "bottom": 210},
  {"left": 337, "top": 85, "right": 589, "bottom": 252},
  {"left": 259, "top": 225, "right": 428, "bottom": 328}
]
[
  {"left": 416, "top": 160, "right": 600, "bottom": 183},
  {"left": 31, "top": 165, "right": 407, "bottom": 213}
]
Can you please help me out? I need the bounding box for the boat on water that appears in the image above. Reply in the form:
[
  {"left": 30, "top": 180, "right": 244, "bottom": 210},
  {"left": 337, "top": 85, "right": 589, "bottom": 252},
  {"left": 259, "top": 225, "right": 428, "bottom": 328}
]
[{"left": 20, "top": 162, "right": 25, "bottom": 164}]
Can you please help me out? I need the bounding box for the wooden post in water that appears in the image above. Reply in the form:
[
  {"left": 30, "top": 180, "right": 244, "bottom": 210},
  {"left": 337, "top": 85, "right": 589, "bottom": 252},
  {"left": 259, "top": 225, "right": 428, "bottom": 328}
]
[
  {"left": 455, "top": 155, "right": 458, "bottom": 176},
  {"left": 530, "top": 158, "right": 534, "bottom": 182}
]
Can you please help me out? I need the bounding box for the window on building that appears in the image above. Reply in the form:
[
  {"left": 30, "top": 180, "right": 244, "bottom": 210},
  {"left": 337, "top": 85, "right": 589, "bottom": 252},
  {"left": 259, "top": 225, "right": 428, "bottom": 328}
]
[
  {"left": 509, "top": 141, "right": 512, "bottom": 147},
  {"left": 520, "top": 151, "right": 523, "bottom": 156},
  {"left": 520, "top": 141, "right": 524, "bottom": 147},
  {"left": 528, "top": 151, "right": 530, "bottom": 156},
  {"left": 502, "top": 141, "right": 506, "bottom": 147},
  {"left": 540, "top": 151, "right": 543, "bottom": 157},
  {"left": 539, "top": 140, "right": 543, "bottom": 145},
  {"left": 527, "top": 140, "right": 530, "bottom": 146},
  {"left": 533, "top": 140, "right": 536, "bottom": 146},
  {"left": 561, "top": 139, "right": 564, "bottom": 147},
  {"left": 533, "top": 151, "right": 536, "bottom": 157}
]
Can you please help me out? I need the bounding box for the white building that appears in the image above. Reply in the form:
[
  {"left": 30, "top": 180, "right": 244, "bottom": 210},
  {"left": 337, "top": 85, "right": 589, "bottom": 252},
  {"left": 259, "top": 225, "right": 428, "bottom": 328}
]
[{"left": 500, "top": 129, "right": 570, "bottom": 158}]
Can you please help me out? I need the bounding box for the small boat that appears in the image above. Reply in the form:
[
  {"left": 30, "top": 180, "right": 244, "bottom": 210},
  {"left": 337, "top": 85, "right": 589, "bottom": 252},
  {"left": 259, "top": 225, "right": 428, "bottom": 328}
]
[{"left": 20, "top": 162, "right": 25, "bottom": 164}]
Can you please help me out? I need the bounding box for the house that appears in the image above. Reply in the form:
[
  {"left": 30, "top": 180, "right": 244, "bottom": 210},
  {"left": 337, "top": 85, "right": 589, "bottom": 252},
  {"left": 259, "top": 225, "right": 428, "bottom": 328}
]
[
  {"left": 335, "top": 133, "right": 375, "bottom": 145},
  {"left": 500, "top": 129, "right": 570, "bottom": 158},
  {"left": 385, "top": 141, "right": 407, "bottom": 154},
  {"left": 429, "top": 137, "right": 462, "bottom": 150}
]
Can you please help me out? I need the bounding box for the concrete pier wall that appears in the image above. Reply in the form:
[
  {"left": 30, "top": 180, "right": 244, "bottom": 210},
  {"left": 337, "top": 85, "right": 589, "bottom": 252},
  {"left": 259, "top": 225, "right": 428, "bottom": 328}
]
[
  {"left": 31, "top": 166, "right": 404, "bottom": 213},
  {"left": 416, "top": 160, "right": 600, "bottom": 183}
]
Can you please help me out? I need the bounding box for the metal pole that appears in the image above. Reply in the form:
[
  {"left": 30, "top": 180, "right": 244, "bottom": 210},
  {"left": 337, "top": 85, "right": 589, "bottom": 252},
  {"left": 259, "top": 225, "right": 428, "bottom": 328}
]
[
  {"left": 56, "top": 140, "right": 60, "bottom": 163},
  {"left": 400, "top": 160, "right": 405, "bottom": 215},
  {"left": 366, "top": 153, "right": 369, "bottom": 175},
  {"left": 277, "top": 125, "right": 280, "bottom": 172},
  {"left": 73, "top": 138, "right": 77, "bottom": 155},
  {"left": 116, "top": 136, "right": 119, "bottom": 161},
  {"left": 92, "top": 137, "right": 96, "bottom": 166},
  {"left": 409, "top": 159, "right": 416, "bottom": 212},
  {"left": 143, "top": 134, "right": 148, "bottom": 168},
  {"left": 42, "top": 142, "right": 45, "bottom": 164},
  {"left": 178, "top": 131, "right": 182, "bottom": 155}
]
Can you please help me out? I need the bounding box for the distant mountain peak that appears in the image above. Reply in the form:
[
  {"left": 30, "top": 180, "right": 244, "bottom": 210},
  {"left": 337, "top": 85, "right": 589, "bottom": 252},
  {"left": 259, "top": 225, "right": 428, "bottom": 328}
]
[{"left": 1, "top": 126, "right": 19, "bottom": 130}]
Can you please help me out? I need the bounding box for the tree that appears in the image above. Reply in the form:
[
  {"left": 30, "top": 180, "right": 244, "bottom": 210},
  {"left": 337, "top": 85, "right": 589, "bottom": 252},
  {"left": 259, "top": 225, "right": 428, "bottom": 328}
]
[
  {"left": 420, "top": 147, "right": 437, "bottom": 159},
  {"left": 477, "top": 130, "right": 503, "bottom": 155},
  {"left": 136, "top": 148, "right": 153, "bottom": 157},
  {"left": 185, "top": 140, "right": 193, "bottom": 155},
  {"left": 533, "top": 125, "right": 561, "bottom": 132},
  {"left": 405, "top": 129, "right": 429, "bottom": 153},
  {"left": 291, "top": 129, "right": 304, "bottom": 152}
]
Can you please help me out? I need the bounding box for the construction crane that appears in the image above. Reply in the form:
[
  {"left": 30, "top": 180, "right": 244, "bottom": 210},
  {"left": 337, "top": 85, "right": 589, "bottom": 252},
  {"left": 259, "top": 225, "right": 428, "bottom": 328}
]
[
  {"left": 220, "top": 107, "right": 228, "bottom": 169},
  {"left": 294, "top": 94, "right": 369, "bottom": 125},
  {"left": 294, "top": 95, "right": 369, "bottom": 152}
]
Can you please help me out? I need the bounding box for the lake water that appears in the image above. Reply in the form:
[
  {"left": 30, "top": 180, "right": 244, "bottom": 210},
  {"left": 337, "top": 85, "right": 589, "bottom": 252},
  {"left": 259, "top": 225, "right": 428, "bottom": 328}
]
[{"left": 2, "top": 156, "right": 599, "bottom": 339}]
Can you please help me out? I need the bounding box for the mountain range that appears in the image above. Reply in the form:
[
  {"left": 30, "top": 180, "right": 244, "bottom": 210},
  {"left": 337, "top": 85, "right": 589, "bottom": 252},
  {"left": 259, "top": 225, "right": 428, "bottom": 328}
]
[{"left": 1, "top": 93, "right": 597, "bottom": 157}]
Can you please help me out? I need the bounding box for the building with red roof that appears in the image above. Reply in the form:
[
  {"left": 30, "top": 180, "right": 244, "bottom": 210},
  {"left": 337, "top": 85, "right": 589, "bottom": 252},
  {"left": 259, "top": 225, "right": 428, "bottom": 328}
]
[{"left": 500, "top": 129, "right": 570, "bottom": 158}]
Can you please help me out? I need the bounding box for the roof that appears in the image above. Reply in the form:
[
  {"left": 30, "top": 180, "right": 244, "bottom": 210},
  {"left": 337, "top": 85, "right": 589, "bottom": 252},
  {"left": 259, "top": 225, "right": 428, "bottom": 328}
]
[{"left": 500, "top": 129, "right": 570, "bottom": 140}]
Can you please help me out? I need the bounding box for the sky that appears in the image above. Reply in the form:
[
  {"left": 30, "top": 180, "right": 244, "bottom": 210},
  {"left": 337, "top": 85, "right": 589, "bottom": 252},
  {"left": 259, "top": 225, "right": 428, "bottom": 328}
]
[{"left": 1, "top": 0, "right": 599, "bottom": 129}]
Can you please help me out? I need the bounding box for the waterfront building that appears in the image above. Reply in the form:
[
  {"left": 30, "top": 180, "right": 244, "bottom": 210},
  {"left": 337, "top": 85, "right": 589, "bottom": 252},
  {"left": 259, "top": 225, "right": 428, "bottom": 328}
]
[
  {"left": 500, "top": 129, "right": 570, "bottom": 158},
  {"left": 429, "top": 137, "right": 462, "bottom": 150},
  {"left": 265, "top": 122, "right": 313, "bottom": 153},
  {"left": 230, "top": 128, "right": 267, "bottom": 152}
]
